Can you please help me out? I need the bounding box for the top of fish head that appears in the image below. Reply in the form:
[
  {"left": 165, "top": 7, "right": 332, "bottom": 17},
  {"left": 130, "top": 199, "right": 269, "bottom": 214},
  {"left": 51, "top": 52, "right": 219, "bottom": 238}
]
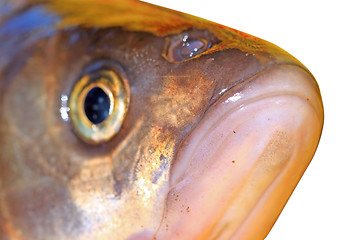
[{"left": 0, "top": 0, "right": 324, "bottom": 239}]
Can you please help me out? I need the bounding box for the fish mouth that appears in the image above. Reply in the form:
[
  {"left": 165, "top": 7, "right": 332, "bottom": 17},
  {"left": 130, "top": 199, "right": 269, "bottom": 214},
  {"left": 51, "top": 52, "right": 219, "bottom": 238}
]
[{"left": 156, "top": 64, "right": 323, "bottom": 239}]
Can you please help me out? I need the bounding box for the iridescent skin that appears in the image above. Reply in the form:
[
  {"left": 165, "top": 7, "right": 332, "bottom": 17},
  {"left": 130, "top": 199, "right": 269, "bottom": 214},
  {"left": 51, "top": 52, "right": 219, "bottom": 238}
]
[{"left": 0, "top": 0, "right": 324, "bottom": 239}]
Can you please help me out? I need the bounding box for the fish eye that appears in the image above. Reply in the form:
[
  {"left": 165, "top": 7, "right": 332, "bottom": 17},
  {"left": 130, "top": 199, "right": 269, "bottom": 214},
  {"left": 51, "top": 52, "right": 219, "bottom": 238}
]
[
  {"left": 163, "top": 30, "right": 217, "bottom": 62},
  {"left": 69, "top": 66, "right": 129, "bottom": 144}
]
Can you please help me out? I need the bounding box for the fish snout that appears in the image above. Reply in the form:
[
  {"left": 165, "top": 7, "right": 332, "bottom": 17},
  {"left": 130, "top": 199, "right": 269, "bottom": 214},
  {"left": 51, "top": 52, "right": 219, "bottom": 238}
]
[{"left": 158, "top": 64, "right": 323, "bottom": 239}]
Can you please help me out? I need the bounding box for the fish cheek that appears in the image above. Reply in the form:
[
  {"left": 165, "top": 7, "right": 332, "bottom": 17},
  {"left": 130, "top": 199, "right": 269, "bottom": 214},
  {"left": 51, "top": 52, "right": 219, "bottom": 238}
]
[
  {"left": 105, "top": 61, "right": 217, "bottom": 235},
  {"left": 150, "top": 69, "right": 215, "bottom": 128}
]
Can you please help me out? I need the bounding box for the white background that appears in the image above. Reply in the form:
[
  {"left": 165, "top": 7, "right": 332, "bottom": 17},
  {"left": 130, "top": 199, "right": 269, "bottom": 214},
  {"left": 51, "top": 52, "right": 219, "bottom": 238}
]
[{"left": 144, "top": 0, "right": 360, "bottom": 239}]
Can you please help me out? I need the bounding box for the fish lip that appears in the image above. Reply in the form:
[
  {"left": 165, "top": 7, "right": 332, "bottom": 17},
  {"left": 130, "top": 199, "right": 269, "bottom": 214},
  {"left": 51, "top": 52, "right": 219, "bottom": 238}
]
[
  {"left": 169, "top": 62, "right": 323, "bottom": 190},
  {"left": 212, "top": 63, "right": 320, "bottom": 114},
  {"left": 157, "top": 63, "right": 323, "bottom": 239}
]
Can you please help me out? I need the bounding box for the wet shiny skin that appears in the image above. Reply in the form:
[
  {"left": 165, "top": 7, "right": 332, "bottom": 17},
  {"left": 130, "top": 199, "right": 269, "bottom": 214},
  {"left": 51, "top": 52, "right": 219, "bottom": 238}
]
[{"left": 0, "top": 0, "right": 323, "bottom": 239}]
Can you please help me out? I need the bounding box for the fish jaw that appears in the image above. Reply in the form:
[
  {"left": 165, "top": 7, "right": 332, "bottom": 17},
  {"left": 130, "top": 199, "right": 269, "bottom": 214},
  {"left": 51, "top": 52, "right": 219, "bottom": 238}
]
[{"left": 154, "top": 64, "right": 323, "bottom": 239}]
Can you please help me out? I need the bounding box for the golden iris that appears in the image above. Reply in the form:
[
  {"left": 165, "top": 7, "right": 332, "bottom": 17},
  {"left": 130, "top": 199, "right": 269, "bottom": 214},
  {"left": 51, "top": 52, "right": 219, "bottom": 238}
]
[{"left": 69, "top": 69, "right": 129, "bottom": 144}]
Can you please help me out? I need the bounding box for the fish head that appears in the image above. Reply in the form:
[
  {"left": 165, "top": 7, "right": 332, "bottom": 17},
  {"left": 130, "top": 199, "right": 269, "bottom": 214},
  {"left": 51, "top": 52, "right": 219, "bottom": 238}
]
[{"left": 0, "top": 0, "right": 324, "bottom": 239}]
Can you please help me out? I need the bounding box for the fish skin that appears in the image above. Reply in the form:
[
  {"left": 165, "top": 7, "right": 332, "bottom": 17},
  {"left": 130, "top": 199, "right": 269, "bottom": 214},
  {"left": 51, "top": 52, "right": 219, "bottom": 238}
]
[{"left": 0, "top": 0, "right": 324, "bottom": 239}]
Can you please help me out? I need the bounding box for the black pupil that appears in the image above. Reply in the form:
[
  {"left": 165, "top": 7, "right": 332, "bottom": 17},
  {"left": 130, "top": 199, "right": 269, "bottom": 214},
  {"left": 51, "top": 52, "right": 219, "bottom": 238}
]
[{"left": 84, "top": 87, "right": 111, "bottom": 124}]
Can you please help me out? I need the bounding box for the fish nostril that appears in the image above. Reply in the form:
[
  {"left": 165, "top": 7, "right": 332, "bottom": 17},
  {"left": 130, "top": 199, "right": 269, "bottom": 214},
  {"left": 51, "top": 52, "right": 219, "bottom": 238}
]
[
  {"left": 163, "top": 29, "right": 220, "bottom": 63},
  {"left": 166, "top": 34, "right": 209, "bottom": 62},
  {"left": 179, "top": 36, "right": 206, "bottom": 58}
]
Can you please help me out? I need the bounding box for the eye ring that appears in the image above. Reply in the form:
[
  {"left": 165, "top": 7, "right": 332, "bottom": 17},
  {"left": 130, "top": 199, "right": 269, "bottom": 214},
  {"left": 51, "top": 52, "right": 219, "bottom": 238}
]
[{"left": 69, "top": 68, "right": 129, "bottom": 144}]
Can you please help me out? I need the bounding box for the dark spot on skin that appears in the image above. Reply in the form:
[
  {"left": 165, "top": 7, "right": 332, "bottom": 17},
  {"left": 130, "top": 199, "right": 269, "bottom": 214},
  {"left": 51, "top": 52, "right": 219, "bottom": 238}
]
[
  {"left": 151, "top": 154, "right": 168, "bottom": 184},
  {"left": 186, "top": 206, "right": 190, "bottom": 213},
  {"left": 113, "top": 179, "right": 123, "bottom": 198},
  {"left": 232, "top": 160, "right": 235, "bottom": 164},
  {"left": 112, "top": 171, "right": 125, "bottom": 198},
  {"left": 89, "top": 33, "right": 102, "bottom": 46},
  {"left": 307, "top": 98, "right": 310, "bottom": 101},
  {"left": 172, "top": 193, "right": 180, "bottom": 201},
  {"left": 233, "top": 130, "right": 236, "bottom": 133}
]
